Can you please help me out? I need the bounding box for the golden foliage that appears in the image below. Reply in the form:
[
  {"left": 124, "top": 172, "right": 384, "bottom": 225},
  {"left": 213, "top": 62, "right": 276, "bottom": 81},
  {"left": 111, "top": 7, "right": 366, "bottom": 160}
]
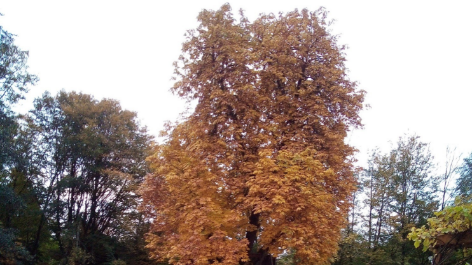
[{"left": 142, "top": 4, "right": 364, "bottom": 264}]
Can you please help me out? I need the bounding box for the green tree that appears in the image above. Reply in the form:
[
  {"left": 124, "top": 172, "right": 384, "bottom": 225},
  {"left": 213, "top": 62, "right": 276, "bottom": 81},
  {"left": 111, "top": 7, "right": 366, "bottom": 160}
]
[
  {"left": 0, "top": 20, "right": 38, "bottom": 264},
  {"left": 455, "top": 153, "right": 472, "bottom": 200},
  {"left": 332, "top": 176, "right": 367, "bottom": 265},
  {"left": 27, "top": 91, "right": 153, "bottom": 264},
  {"left": 0, "top": 24, "right": 37, "bottom": 108},
  {"left": 363, "top": 136, "right": 437, "bottom": 265},
  {"left": 143, "top": 4, "right": 364, "bottom": 265},
  {"left": 0, "top": 185, "right": 33, "bottom": 264},
  {"left": 0, "top": 22, "right": 37, "bottom": 173},
  {"left": 1, "top": 19, "right": 37, "bottom": 177},
  {"left": 360, "top": 150, "right": 396, "bottom": 265},
  {"left": 389, "top": 136, "right": 437, "bottom": 265}
]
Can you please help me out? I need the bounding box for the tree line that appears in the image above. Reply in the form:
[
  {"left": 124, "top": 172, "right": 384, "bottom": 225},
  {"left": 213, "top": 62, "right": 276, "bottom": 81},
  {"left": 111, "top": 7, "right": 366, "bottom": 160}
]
[
  {"left": 0, "top": 24, "right": 155, "bottom": 264},
  {"left": 333, "top": 137, "right": 472, "bottom": 265},
  {"left": 2, "top": 5, "right": 471, "bottom": 265}
]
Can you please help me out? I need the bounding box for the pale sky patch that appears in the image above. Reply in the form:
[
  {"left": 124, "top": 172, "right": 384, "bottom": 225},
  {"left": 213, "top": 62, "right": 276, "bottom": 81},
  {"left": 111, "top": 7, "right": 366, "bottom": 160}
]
[{"left": 1, "top": 0, "right": 471, "bottom": 168}]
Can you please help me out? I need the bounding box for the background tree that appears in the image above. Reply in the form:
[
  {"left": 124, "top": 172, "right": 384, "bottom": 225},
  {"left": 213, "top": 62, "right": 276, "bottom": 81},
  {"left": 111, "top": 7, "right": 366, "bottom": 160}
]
[
  {"left": 0, "top": 20, "right": 38, "bottom": 264},
  {"left": 332, "top": 232, "right": 368, "bottom": 265},
  {"left": 0, "top": 22, "right": 38, "bottom": 176},
  {"left": 362, "top": 150, "right": 396, "bottom": 265},
  {"left": 439, "top": 147, "right": 461, "bottom": 210},
  {"left": 27, "top": 91, "right": 153, "bottom": 264},
  {"left": 0, "top": 20, "right": 37, "bottom": 181},
  {"left": 0, "top": 184, "right": 34, "bottom": 264},
  {"left": 332, "top": 135, "right": 438, "bottom": 265},
  {"left": 0, "top": 23, "right": 37, "bottom": 108},
  {"left": 332, "top": 175, "right": 366, "bottom": 265},
  {"left": 143, "top": 4, "right": 364, "bottom": 265},
  {"left": 455, "top": 153, "right": 472, "bottom": 200},
  {"left": 387, "top": 136, "right": 437, "bottom": 265}
]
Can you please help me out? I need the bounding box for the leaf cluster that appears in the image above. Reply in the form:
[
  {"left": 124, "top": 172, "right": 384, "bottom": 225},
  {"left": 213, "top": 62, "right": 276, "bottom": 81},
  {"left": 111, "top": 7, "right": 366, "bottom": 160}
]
[{"left": 409, "top": 197, "right": 472, "bottom": 252}]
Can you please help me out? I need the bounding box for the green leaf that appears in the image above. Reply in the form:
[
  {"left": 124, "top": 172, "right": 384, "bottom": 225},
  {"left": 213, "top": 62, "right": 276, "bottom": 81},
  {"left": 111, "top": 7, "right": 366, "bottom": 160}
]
[{"left": 414, "top": 240, "right": 421, "bottom": 248}]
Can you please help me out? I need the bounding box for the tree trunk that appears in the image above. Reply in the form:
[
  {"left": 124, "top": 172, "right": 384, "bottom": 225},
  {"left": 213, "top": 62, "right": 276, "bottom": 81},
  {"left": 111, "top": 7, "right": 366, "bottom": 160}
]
[{"left": 243, "top": 212, "right": 277, "bottom": 265}]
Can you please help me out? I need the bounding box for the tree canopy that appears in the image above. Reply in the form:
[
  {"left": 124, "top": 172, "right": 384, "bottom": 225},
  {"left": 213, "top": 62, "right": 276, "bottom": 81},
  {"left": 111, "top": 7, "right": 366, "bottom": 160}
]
[
  {"left": 355, "top": 136, "right": 437, "bottom": 265},
  {"left": 25, "top": 91, "right": 153, "bottom": 263},
  {"left": 142, "top": 4, "right": 365, "bottom": 265},
  {"left": 0, "top": 24, "right": 38, "bottom": 108},
  {"left": 0, "top": 23, "right": 37, "bottom": 174},
  {"left": 0, "top": 21, "right": 38, "bottom": 265}
]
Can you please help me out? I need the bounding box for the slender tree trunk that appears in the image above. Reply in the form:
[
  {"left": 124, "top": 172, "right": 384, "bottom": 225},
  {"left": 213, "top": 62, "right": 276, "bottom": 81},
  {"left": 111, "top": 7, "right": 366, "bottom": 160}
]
[{"left": 30, "top": 213, "right": 46, "bottom": 258}]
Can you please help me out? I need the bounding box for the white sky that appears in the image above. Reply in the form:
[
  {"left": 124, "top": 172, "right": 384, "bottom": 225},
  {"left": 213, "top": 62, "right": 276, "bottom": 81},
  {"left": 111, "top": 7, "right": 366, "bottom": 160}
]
[{"left": 1, "top": 0, "right": 471, "bottom": 169}]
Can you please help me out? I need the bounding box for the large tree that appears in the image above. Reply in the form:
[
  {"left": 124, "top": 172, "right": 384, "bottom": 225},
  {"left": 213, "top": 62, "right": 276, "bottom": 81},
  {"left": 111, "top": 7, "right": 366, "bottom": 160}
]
[
  {"left": 143, "top": 4, "right": 364, "bottom": 265},
  {"left": 27, "top": 91, "right": 153, "bottom": 264},
  {"left": 0, "top": 23, "right": 38, "bottom": 109},
  {"left": 0, "top": 21, "right": 38, "bottom": 264},
  {"left": 0, "top": 21, "right": 37, "bottom": 174}
]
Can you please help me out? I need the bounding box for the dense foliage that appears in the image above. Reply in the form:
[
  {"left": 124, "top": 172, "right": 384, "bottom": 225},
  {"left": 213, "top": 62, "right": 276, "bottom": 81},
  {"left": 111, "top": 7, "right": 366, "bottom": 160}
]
[
  {"left": 26, "top": 91, "right": 153, "bottom": 264},
  {"left": 332, "top": 136, "right": 438, "bottom": 265},
  {"left": 1, "top": 91, "right": 155, "bottom": 265},
  {"left": 332, "top": 138, "right": 472, "bottom": 265},
  {"left": 142, "top": 4, "right": 364, "bottom": 265},
  {"left": 409, "top": 198, "right": 472, "bottom": 265},
  {"left": 0, "top": 22, "right": 37, "bottom": 265},
  {"left": 0, "top": 22, "right": 155, "bottom": 265}
]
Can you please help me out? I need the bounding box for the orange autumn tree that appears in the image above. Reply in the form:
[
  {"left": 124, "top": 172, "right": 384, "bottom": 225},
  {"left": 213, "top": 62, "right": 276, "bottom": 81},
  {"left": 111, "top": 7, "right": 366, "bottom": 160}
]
[{"left": 142, "top": 4, "right": 364, "bottom": 265}]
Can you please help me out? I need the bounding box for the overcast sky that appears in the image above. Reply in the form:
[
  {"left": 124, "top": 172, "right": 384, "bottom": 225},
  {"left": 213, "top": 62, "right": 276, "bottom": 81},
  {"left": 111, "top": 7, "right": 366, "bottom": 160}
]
[{"left": 2, "top": 0, "right": 471, "bottom": 169}]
